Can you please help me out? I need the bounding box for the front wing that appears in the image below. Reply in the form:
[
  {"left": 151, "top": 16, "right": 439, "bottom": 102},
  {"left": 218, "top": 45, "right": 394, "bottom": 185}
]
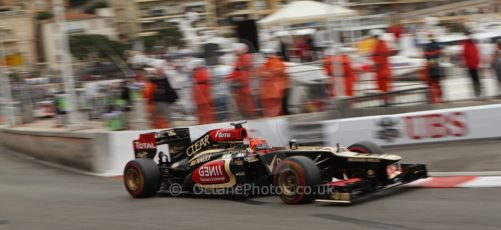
[{"left": 315, "top": 164, "right": 428, "bottom": 204}]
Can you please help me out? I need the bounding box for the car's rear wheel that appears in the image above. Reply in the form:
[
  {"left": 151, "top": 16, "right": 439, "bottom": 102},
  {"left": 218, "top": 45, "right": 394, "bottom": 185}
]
[
  {"left": 348, "top": 141, "right": 384, "bottom": 154},
  {"left": 124, "top": 158, "right": 160, "bottom": 198},
  {"left": 273, "top": 156, "right": 321, "bottom": 204}
]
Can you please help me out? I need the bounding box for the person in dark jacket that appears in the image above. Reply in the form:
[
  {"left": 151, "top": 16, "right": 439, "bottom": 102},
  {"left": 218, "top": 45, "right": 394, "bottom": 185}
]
[
  {"left": 120, "top": 80, "right": 132, "bottom": 111},
  {"left": 150, "top": 67, "right": 178, "bottom": 128},
  {"left": 462, "top": 32, "right": 482, "bottom": 98},
  {"left": 424, "top": 34, "right": 444, "bottom": 103},
  {"left": 279, "top": 37, "right": 289, "bottom": 62}
]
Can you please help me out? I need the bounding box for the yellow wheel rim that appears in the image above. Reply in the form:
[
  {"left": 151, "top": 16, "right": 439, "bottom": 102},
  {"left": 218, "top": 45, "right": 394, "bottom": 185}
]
[
  {"left": 125, "top": 168, "right": 142, "bottom": 192},
  {"left": 279, "top": 170, "right": 300, "bottom": 196}
]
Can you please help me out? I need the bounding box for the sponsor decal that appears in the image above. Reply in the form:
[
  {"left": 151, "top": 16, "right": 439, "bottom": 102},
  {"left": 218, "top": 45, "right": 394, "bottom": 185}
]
[
  {"left": 331, "top": 192, "right": 351, "bottom": 201},
  {"left": 244, "top": 155, "right": 259, "bottom": 163},
  {"left": 374, "top": 112, "right": 469, "bottom": 142},
  {"left": 133, "top": 133, "right": 157, "bottom": 150},
  {"left": 236, "top": 152, "right": 246, "bottom": 158},
  {"left": 347, "top": 158, "right": 381, "bottom": 163},
  {"left": 209, "top": 128, "right": 247, "bottom": 142},
  {"left": 386, "top": 164, "right": 401, "bottom": 179},
  {"left": 186, "top": 135, "right": 211, "bottom": 157},
  {"left": 215, "top": 131, "right": 231, "bottom": 138},
  {"left": 375, "top": 117, "right": 401, "bottom": 142},
  {"left": 192, "top": 160, "right": 230, "bottom": 185},
  {"left": 166, "top": 130, "right": 177, "bottom": 136},
  {"left": 404, "top": 112, "right": 468, "bottom": 139},
  {"left": 134, "top": 142, "right": 156, "bottom": 150},
  {"left": 266, "top": 155, "right": 282, "bottom": 173},
  {"left": 189, "top": 155, "right": 211, "bottom": 166},
  {"left": 233, "top": 158, "right": 244, "bottom": 166},
  {"left": 136, "top": 151, "right": 149, "bottom": 158}
]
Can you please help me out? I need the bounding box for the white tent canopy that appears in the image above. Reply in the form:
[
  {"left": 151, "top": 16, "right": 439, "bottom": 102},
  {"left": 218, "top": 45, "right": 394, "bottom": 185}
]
[{"left": 258, "top": 1, "right": 357, "bottom": 27}]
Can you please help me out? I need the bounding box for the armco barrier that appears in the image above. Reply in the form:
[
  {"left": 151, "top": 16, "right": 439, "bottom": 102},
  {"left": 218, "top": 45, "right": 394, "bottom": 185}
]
[{"left": 1, "top": 104, "right": 500, "bottom": 175}]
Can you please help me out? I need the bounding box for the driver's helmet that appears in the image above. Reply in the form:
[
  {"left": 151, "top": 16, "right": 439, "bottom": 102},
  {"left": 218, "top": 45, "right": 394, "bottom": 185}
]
[{"left": 249, "top": 138, "right": 271, "bottom": 152}]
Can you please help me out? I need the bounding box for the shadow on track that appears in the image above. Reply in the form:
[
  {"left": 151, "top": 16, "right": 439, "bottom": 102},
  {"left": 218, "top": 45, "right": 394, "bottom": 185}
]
[
  {"left": 156, "top": 192, "right": 272, "bottom": 205},
  {"left": 311, "top": 213, "right": 422, "bottom": 230}
]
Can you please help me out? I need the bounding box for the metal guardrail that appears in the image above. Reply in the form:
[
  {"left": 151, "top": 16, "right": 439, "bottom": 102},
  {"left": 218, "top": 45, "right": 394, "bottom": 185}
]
[{"left": 340, "top": 86, "right": 432, "bottom": 109}]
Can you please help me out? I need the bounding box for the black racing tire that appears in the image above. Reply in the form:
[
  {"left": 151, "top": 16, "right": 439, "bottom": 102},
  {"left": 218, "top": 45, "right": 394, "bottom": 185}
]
[
  {"left": 273, "top": 156, "right": 321, "bottom": 204},
  {"left": 123, "top": 158, "right": 161, "bottom": 198},
  {"left": 348, "top": 141, "right": 384, "bottom": 154}
]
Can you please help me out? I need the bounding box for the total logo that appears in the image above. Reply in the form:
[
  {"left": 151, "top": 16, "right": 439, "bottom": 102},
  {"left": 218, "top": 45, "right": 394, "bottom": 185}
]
[{"left": 134, "top": 142, "right": 156, "bottom": 150}]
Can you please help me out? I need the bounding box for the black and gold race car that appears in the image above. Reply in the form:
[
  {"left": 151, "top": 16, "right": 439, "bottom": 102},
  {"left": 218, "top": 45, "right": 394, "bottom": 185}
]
[{"left": 124, "top": 121, "right": 427, "bottom": 204}]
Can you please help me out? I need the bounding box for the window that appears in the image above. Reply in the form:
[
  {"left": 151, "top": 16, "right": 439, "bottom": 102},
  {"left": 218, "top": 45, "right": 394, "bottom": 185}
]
[{"left": 255, "top": 0, "right": 268, "bottom": 10}]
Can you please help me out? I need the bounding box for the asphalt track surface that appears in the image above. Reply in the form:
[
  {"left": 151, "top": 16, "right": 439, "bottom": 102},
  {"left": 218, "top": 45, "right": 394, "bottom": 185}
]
[{"left": 1, "top": 140, "right": 501, "bottom": 230}]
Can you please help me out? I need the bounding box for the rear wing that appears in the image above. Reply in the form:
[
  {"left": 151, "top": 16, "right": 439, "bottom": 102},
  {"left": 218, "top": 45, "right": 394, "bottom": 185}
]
[{"left": 133, "top": 128, "right": 191, "bottom": 159}]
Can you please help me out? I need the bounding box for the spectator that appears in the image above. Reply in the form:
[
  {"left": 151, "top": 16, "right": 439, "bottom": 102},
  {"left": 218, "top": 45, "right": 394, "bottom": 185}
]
[
  {"left": 141, "top": 71, "right": 156, "bottom": 128},
  {"left": 295, "top": 36, "right": 310, "bottom": 62},
  {"left": 150, "top": 67, "right": 178, "bottom": 128},
  {"left": 372, "top": 32, "right": 393, "bottom": 104},
  {"left": 324, "top": 50, "right": 357, "bottom": 97},
  {"left": 226, "top": 43, "right": 256, "bottom": 118},
  {"left": 278, "top": 37, "right": 290, "bottom": 62},
  {"left": 120, "top": 80, "right": 132, "bottom": 111},
  {"left": 423, "top": 33, "right": 444, "bottom": 103},
  {"left": 306, "top": 35, "right": 315, "bottom": 61},
  {"left": 388, "top": 21, "right": 404, "bottom": 49},
  {"left": 192, "top": 60, "right": 216, "bottom": 124},
  {"left": 258, "top": 49, "right": 289, "bottom": 117},
  {"left": 462, "top": 32, "right": 482, "bottom": 98},
  {"left": 313, "top": 28, "right": 327, "bottom": 59},
  {"left": 54, "top": 87, "right": 67, "bottom": 128},
  {"left": 212, "top": 57, "right": 232, "bottom": 121}
]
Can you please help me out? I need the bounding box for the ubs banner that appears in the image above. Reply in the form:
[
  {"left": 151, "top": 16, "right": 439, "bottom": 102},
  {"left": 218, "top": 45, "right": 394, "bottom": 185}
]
[{"left": 324, "top": 105, "right": 501, "bottom": 147}]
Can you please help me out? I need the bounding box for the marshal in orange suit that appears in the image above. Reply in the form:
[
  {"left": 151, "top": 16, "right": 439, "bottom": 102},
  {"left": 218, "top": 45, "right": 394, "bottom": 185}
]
[
  {"left": 226, "top": 44, "right": 256, "bottom": 118},
  {"left": 192, "top": 62, "right": 216, "bottom": 124},
  {"left": 324, "top": 54, "right": 357, "bottom": 97},
  {"left": 258, "top": 52, "right": 289, "bottom": 117}
]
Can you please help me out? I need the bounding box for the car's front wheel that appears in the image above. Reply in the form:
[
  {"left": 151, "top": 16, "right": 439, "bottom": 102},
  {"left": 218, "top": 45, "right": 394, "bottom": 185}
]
[
  {"left": 123, "top": 158, "right": 160, "bottom": 198},
  {"left": 273, "top": 156, "right": 321, "bottom": 204}
]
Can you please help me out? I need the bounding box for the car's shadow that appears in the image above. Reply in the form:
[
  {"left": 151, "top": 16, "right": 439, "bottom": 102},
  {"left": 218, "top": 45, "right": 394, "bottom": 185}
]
[
  {"left": 155, "top": 187, "right": 423, "bottom": 207},
  {"left": 156, "top": 192, "right": 273, "bottom": 205}
]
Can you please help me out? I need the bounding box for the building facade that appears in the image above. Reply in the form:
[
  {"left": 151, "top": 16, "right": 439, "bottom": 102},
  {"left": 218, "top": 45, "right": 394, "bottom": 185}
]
[
  {"left": 110, "top": 0, "right": 499, "bottom": 42},
  {"left": 110, "top": 0, "right": 290, "bottom": 40},
  {"left": 0, "top": 5, "right": 36, "bottom": 69},
  {"left": 41, "top": 12, "right": 117, "bottom": 70},
  {"left": 215, "top": 0, "right": 285, "bottom": 34},
  {"left": 110, "top": 0, "right": 218, "bottom": 42},
  {"left": 110, "top": 0, "right": 139, "bottom": 42}
]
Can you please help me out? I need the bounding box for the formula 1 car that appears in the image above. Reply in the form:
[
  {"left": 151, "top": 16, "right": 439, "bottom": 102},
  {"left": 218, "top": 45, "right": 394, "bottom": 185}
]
[{"left": 124, "top": 121, "right": 427, "bottom": 204}]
